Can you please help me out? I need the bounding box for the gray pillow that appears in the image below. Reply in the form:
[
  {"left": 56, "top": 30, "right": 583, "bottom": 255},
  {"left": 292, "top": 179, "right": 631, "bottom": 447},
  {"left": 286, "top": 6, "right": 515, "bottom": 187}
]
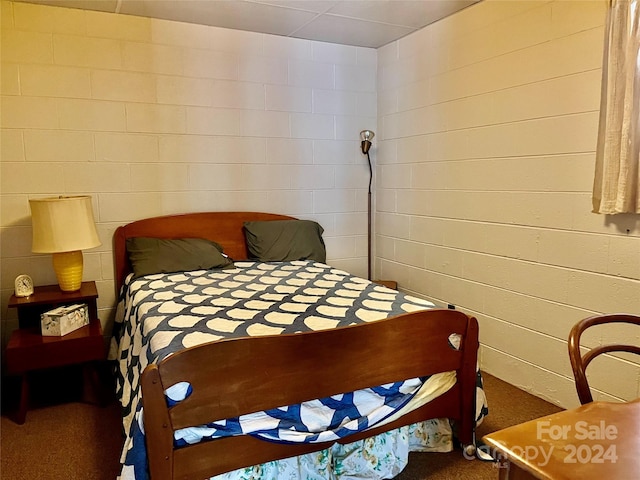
[
  {"left": 243, "top": 220, "right": 326, "bottom": 263},
  {"left": 126, "top": 237, "right": 234, "bottom": 279}
]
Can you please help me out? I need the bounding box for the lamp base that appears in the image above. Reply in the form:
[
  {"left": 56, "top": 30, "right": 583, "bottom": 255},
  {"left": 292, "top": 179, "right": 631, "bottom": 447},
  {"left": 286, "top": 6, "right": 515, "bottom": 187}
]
[{"left": 52, "top": 250, "right": 84, "bottom": 292}]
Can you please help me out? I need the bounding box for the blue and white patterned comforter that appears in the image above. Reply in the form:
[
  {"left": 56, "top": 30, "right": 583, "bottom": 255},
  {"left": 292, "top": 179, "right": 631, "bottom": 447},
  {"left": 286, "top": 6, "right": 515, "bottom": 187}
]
[{"left": 113, "top": 261, "right": 487, "bottom": 480}]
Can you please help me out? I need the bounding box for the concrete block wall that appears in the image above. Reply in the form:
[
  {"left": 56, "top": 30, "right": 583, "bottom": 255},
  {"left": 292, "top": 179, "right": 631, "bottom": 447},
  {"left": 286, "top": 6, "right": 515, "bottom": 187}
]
[
  {"left": 2, "top": 0, "right": 639, "bottom": 409},
  {"left": 0, "top": 0, "right": 376, "bottom": 343},
  {"left": 376, "top": 0, "right": 640, "bottom": 408}
]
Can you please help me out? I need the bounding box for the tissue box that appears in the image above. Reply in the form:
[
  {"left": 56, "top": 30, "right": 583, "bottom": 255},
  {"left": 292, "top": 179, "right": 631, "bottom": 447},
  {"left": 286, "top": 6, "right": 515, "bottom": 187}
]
[{"left": 41, "top": 303, "right": 89, "bottom": 336}]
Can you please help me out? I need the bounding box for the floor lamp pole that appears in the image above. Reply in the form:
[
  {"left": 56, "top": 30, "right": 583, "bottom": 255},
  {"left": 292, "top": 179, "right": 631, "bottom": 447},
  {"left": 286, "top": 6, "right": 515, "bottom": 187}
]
[{"left": 366, "top": 151, "right": 372, "bottom": 281}]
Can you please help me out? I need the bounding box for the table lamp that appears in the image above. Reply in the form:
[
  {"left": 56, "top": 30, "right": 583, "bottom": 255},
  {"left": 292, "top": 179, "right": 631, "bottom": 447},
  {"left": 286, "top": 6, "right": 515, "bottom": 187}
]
[{"left": 30, "top": 195, "right": 101, "bottom": 292}]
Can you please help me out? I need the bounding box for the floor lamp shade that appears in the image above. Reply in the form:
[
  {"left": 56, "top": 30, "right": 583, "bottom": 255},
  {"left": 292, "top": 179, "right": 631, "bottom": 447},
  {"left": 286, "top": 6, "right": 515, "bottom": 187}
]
[{"left": 30, "top": 196, "right": 101, "bottom": 292}]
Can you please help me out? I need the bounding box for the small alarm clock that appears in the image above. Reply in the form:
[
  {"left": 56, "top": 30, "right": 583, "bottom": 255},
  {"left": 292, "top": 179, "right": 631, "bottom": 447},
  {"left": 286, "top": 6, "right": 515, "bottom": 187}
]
[{"left": 14, "top": 274, "right": 34, "bottom": 297}]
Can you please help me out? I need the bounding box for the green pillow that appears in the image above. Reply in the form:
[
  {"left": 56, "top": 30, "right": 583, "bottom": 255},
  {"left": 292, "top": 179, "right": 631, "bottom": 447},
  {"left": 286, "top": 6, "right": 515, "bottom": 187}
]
[
  {"left": 243, "top": 220, "right": 326, "bottom": 263},
  {"left": 126, "top": 237, "right": 234, "bottom": 279}
]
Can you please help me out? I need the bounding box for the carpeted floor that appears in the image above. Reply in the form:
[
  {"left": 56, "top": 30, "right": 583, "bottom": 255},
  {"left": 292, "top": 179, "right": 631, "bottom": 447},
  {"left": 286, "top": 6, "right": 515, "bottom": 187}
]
[
  {"left": 394, "top": 373, "right": 563, "bottom": 480},
  {"left": 0, "top": 370, "right": 562, "bottom": 480}
]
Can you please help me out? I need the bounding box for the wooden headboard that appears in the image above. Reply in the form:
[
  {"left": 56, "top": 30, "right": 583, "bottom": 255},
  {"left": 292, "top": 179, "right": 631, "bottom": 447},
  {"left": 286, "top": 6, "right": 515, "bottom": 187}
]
[{"left": 113, "top": 212, "right": 296, "bottom": 294}]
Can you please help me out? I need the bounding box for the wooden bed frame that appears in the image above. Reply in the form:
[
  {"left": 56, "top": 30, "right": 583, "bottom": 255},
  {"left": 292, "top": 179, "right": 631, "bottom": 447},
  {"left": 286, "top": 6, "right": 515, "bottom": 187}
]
[{"left": 113, "top": 212, "right": 479, "bottom": 480}]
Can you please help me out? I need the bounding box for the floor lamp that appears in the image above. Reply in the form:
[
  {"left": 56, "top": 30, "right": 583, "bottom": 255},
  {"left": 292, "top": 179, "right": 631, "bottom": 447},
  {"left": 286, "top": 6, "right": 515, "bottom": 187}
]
[{"left": 360, "top": 130, "right": 374, "bottom": 281}]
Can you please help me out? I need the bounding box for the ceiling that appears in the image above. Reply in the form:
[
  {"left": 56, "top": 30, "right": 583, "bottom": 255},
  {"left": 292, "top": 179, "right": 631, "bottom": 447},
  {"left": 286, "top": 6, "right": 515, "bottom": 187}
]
[{"left": 17, "top": 0, "right": 479, "bottom": 48}]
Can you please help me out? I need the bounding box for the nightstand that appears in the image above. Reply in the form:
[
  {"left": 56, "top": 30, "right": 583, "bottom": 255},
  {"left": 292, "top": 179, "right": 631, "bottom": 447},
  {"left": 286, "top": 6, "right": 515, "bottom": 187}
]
[{"left": 6, "top": 281, "right": 106, "bottom": 424}]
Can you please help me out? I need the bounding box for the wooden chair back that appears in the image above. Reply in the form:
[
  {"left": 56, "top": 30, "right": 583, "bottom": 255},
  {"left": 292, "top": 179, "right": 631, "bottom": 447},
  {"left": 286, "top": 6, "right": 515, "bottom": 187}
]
[{"left": 568, "top": 313, "right": 640, "bottom": 404}]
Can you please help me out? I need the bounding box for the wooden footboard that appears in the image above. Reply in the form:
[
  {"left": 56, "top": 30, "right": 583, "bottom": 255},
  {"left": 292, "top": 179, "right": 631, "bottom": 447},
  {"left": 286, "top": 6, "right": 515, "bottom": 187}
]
[{"left": 141, "top": 308, "right": 479, "bottom": 480}]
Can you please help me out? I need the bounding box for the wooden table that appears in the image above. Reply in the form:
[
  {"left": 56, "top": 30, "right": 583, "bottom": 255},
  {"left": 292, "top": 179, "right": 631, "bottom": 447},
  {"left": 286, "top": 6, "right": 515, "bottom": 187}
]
[
  {"left": 373, "top": 279, "right": 398, "bottom": 290},
  {"left": 482, "top": 399, "right": 640, "bottom": 479},
  {"left": 6, "top": 282, "right": 106, "bottom": 424}
]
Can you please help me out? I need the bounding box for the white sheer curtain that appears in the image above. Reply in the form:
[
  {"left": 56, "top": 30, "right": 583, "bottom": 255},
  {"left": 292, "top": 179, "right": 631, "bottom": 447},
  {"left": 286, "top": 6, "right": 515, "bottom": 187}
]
[{"left": 593, "top": 0, "right": 640, "bottom": 214}]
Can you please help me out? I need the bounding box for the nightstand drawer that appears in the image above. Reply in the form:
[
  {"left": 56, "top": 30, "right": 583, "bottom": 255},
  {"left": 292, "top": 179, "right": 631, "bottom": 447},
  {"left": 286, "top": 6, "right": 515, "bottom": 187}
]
[{"left": 6, "top": 320, "right": 104, "bottom": 374}]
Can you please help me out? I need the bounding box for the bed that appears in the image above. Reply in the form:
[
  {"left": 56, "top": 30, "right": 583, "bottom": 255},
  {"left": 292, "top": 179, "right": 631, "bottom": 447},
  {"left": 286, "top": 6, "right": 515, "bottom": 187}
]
[{"left": 112, "top": 211, "right": 488, "bottom": 480}]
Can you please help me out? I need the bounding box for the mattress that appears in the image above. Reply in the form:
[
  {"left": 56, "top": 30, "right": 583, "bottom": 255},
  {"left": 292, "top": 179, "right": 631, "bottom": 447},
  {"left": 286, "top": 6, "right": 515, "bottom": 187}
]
[{"left": 113, "top": 260, "right": 488, "bottom": 479}]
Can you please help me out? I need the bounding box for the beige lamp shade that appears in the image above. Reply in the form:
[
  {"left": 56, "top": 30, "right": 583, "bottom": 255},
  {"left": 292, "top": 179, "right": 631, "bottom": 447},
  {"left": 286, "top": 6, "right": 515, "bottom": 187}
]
[
  {"left": 30, "top": 196, "right": 101, "bottom": 253},
  {"left": 30, "top": 196, "right": 101, "bottom": 291}
]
